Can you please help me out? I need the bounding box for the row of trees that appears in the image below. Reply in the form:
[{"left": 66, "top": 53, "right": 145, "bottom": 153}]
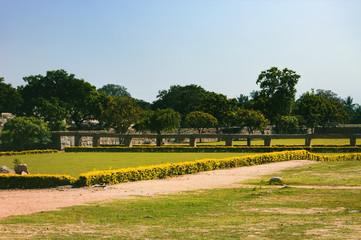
[{"left": 1, "top": 68, "right": 360, "bottom": 142}]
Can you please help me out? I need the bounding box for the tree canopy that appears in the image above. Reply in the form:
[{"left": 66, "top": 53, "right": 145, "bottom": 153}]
[
  {"left": 152, "top": 84, "right": 207, "bottom": 117},
  {"left": 18, "top": 69, "right": 102, "bottom": 129},
  {"left": 255, "top": 67, "right": 300, "bottom": 123},
  {"left": 185, "top": 111, "right": 218, "bottom": 133},
  {"left": 137, "top": 108, "right": 181, "bottom": 134},
  {"left": 100, "top": 96, "right": 145, "bottom": 133},
  {"left": 98, "top": 84, "right": 131, "bottom": 97},
  {"left": 0, "top": 77, "right": 23, "bottom": 114},
  {"left": 295, "top": 91, "right": 349, "bottom": 132}
]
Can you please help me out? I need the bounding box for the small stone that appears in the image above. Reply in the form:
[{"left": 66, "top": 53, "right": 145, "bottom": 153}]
[
  {"left": 92, "top": 184, "right": 107, "bottom": 188},
  {"left": 348, "top": 210, "right": 359, "bottom": 213},
  {"left": 0, "top": 166, "right": 15, "bottom": 174},
  {"left": 269, "top": 177, "right": 283, "bottom": 185}
]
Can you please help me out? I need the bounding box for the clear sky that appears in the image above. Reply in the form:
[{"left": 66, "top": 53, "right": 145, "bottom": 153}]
[{"left": 1, "top": 0, "right": 360, "bottom": 103}]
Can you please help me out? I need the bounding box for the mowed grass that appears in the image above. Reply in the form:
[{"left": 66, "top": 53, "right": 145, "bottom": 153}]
[
  {"left": 1, "top": 161, "right": 361, "bottom": 239},
  {"left": 0, "top": 152, "right": 255, "bottom": 177},
  {"left": 243, "top": 161, "right": 361, "bottom": 187}
]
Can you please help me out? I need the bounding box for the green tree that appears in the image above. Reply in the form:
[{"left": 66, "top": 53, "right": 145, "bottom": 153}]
[
  {"left": 185, "top": 111, "right": 218, "bottom": 133},
  {"left": 296, "top": 91, "right": 349, "bottom": 132},
  {"left": 0, "top": 116, "right": 51, "bottom": 151},
  {"left": 18, "top": 70, "right": 102, "bottom": 129},
  {"left": 274, "top": 115, "right": 299, "bottom": 134},
  {"left": 199, "top": 92, "right": 237, "bottom": 130},
  {"left": 255, "top": 67, "right": 300, "bottom": 123},
  {"left": 0, "top": 77, "right": 23, "bottom": 114},
  {"left": 100, "top": 96, "right": 145, "bottom": 133},
  {"left": 237, "top": 94, "right": 251, "bottom": 109},
  {"left": 137, "top": 108, "right": 181, "bottom": 134},
  {"left": 235, "top": 109, "right": 269, "bottom": 134},
  {"left": 350, "top": 106, "right": 361, "bottom": 124},
  {"left": 98, "top": 84, "right": 131, "bottom": 97},
  {"left": 152, "top": 85, "right": 207, "bottom": 117}
]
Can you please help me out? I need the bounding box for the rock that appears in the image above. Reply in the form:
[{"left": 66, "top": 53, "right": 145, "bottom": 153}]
[
  {"left": 269, "top": 177, "right": 283, "bottom": 184},
  {"left": 20, "top": 171, "right": 28, "bottom": 175},
  {"left": 14, "top": 164, "right": 29, "bottom": 175},
  {"left": 0, "top": 166, "right": 15, "bottom": 174}
]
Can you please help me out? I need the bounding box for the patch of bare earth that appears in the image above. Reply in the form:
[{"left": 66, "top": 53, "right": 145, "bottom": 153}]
[{"left": 0, "top": 160, "right": 317, "bottom": 219}]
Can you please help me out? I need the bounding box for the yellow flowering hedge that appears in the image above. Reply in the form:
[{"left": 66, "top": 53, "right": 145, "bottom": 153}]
[
  {"left": 0, "top": 174, "right": 76, "bottom": 189},
  {"left": 78, "top": 150, "right": 312, "bottom": 186},
  {"left": 2, "top": 150, "right": 361, "bottom": 188},
  {"left": 0, "top": 149, "right": 58, "bottom": 157}
]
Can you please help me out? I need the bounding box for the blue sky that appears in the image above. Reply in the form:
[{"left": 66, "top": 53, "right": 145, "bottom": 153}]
[{"left": 1, "top": 0, "right": 360, "bottom": 103}]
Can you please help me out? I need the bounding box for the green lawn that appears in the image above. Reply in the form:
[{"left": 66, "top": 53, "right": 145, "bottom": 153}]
[
  {"left": 1, "top": 161, "right": 361, "bottom": 239},
  {"left": 0, "top": 152, "right": 255, "bottom": 177},
  {"left": 242, "top": 161, "right": 361, "bottom": 187}
]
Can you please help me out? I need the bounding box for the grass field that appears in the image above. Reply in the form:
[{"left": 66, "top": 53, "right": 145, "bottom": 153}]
[
  {"left": 1, "top": 161, "right": 360, "bottom": 239},
  {"left": 0, "top": 152, "right": 256, "bottom": 177}
]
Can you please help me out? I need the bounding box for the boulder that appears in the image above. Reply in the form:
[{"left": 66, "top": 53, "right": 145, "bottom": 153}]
[
  {"left": 0, "top": 166, "right": 15, "bottom": 174},
  {"left": 269, "top": 177, "right": 283, "bottom": 184},
  {"left": 14, "top": 164, "right": 29, "bottom": 175}
]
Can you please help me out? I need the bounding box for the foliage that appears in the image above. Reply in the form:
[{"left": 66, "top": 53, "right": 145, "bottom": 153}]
[
  {"left": 0, "top": 149, "right": 58, "bottom": 157},
  {"left": 349, "top": 106, "right": 361, "bottom": 124},
  {"left": 0, "top": 174, "right": 77, "bottom": 189},
  {"left": 100, "top": 96, "right": 145, "bottom": 133},
  {"left": 136, "top": 108, "right": 181, "bottom": 134},
  {"left": 12, "top": 158, "right": 23, "bottom": 169},
  {"left": 78, "top": 150, "right": 312, "bottom": 186},
  {"left": 296, "top": 91, "right": 349, "bottom": 132},
  {"left": 0, "top": 117, "right": 51, "bottom": 151},
  {"left": 255, "top": 67, "right": 300, "bottom": 123},
  {"left": 343, "top": 96, "right": 361, "bottom": 124},
  {"left": 152, "top": 84, "right": 207, "bottom": 117},
  {"left": 274, "top": 115, "right": 299, "bottom": 134},
  {"left": 185, "top": 111, "right": 218, "bottom": 133},
  {"left": 18, "top": 69, "right": 102, "bottom": 129},
  {"left": 235, "top": 108, "right": 269, "bottom": 134},
  {"left": 199, "top": 92, "right": 237, "bottom": 129},
  {"left": 136, "top": 99, "right": 152, "bottom": 110},
  {"left": 97, "top": 84, "right": 131, "bottom": 97},
  {"left": 237, "top": 94, "right": 251, "bottom": 109},
  {"left": 0, "top": 77, "right": 23, "bottom": 114}
]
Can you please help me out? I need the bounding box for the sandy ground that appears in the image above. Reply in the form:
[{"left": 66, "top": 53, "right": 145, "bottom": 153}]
[{"left": 0, "top": 160, "right": 318, "bottom": 219}]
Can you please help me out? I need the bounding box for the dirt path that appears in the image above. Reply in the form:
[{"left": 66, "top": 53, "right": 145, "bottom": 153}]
[{"left": 0, "top": 160, "right": 317, "bottom": 220}]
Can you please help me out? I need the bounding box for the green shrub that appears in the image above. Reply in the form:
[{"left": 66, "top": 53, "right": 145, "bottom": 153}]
[
  {"left": 78, "top": 150, "right": 311, "bottom": 186},
  {"left": 0, "top": 117, "right": 51, "bottom": 151},
  {"left": 0, "top": 174, "right": 77, "bottom": 189},
  {"left": 0, "top": 149, "right": 58, "bottom": 157}
]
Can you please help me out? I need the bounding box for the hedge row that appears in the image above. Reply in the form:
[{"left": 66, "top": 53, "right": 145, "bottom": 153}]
[
  {"left": 78, "top": 150, "right": 313, "bottom": 186},
  {"left": 65, "top": 146, "right": 361, "bottom": 153},
  {"left": 0, "top": 174, "right": 76, "bottom": 189},
  {"left": 0, "top": 149, "right": 58, "bottom": 157},
  {"left": 2, "top": 150, "right": 361, "bottom": 189}
]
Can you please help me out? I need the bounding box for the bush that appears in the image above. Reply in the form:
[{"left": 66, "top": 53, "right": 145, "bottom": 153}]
[
  {"left": 0, "top": 174, "right": 77, "bottom": 189},
  {"left": 78, "top": 150, "right": 311, "bottom": 186},
  {"left": 0, "top": 117, "right": 51, "bottom": 151},
  {"left": 0, "top": 149, "right": 58, "bottom": 157}
]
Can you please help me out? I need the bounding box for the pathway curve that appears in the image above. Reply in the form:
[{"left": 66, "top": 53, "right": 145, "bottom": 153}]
[{"left": 0, "top": 160, "right": 317, "bottom": 219}]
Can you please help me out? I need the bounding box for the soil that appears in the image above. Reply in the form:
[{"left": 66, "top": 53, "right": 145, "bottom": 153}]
[{"left": 0, "top": 160, "right": 317, "bottom": 219}]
